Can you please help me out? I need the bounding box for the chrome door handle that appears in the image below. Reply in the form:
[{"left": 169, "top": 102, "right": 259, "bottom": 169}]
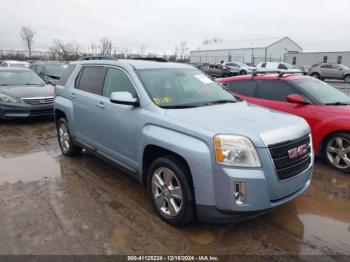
[{"left": 70, "top": 92, "right": 76, "bottom": 98}]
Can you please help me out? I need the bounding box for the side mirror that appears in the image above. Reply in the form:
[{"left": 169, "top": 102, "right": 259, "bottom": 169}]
[
  {"left": 110, "top": 91, "right": 139, "bottom": 106},
  {"left": 287, "top": 94, "right": 307, "bottom": 104}
]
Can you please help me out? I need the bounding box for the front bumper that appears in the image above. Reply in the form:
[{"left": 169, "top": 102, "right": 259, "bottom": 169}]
[
  {"left": 196, "top": 148, "right": 313, "bottom": 223},
  {"left": 0, "top": 102, "right": 54, "bottom": 119}
]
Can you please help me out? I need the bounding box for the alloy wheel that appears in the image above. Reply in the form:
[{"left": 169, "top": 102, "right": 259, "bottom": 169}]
[
  {"left": 345, "top": 76, "right": 350, "bottom": 83},
  {"left": 58, "top": 123, "right": 71, "bottom": 153},
  {"left": 151, "top": 167, "right": 183, "bottom": 217},
  {"left": 326, "top": 137, "right": 350, "bottom": 169}
]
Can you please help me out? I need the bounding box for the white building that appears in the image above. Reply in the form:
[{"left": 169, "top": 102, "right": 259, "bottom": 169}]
[
  {"left": 285, "top": 51, "right": 350, "bottom": 67},
  {"left": 190, "top": 37, "right": 303, "bottom": 65}
]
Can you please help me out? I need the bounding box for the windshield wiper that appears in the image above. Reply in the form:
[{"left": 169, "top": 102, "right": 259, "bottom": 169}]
[
  {"left": 200, "top": 99, "right": 237, "bottom": 106},
  {"left": 161, "top": 104, "right": 200, "bottom": 109},
  {"left": 325, "top": 102, "right": 350, "bottom": 106}
]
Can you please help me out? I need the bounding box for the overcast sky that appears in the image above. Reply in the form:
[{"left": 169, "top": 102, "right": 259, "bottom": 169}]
[{"left": 0, "top": 0, "right": 349, "bottom": 54}]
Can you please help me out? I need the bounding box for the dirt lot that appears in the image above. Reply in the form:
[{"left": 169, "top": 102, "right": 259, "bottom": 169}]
[{"left": 0, "top": 82, "right": 349, "bottom": 257}]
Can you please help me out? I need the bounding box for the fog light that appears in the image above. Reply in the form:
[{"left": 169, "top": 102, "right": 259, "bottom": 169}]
[{"left": 234, "top": 182, "right": 246, "bottom": 205}]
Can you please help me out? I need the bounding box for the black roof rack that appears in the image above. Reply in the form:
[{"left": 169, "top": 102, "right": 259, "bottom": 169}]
[
  {"left": 252, "top": 70, "right": 303, "bottom": 77},
  {"left": 130, "top": 57, "right": 168, "bottom": 62},
  {"left": 78, "top": 56, "right": 117, "bottom": 61}
]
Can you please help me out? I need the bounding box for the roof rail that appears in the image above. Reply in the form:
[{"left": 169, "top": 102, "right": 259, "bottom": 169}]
[
  {"left": 130, "top": 57, "right": 168, "bottom": 62},
  {"left": 252, "top": 70, "right": 303, "bottom": 77},
  {"left": 78, "top": 56, "right": 117, "bottom": 61}
]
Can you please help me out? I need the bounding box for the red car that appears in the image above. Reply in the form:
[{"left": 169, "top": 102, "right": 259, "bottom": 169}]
[{"left": 218, "top": 73, "right": 350, "bottom": 173}]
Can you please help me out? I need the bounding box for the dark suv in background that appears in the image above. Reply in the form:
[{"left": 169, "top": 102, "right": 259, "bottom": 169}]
[
  {"left": 197, "top": 64, "right": 238, "bottom": 78},
  {"left": 30, "top": 62, "right": 68, "bottom": 85},
  {"left": 308, "top": 63, "right": 350, "bottom": 83}
]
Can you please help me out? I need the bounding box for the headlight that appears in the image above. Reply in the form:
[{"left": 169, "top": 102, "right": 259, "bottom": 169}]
[
  {"left": 0, "top": 94, "right": 20, "bottom": 103},
  {"left": 214, "top": 135, "right": 261, "bottom": 167}
]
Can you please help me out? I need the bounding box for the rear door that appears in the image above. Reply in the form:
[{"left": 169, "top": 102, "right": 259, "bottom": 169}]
[
  {"left": 225, "top": 80, "right": 258, "bottom": 99},
  {"left": 72, "top": 65, "right": 107, "bottom": 147},
  {"left": 330, "top": 64, "right": 344, "bottom": 79}
]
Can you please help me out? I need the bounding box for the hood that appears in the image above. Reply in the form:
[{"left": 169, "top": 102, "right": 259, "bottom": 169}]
[
  {"left": 165, "top": 101, "right": 310, "bottom": 147},
  {"left": 0, "top": 85, "right": 54, "bottom": 98}
]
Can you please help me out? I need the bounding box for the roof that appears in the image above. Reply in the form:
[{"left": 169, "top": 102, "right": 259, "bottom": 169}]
[
  {"left": 71, "top": 59, "right": 194, "bottom": 70},
  {"left": 193, "top": 37, "right": 301, "bottom": 52},
  {"left": 1, "top": 60, "right": 30, "bottom": 64}
]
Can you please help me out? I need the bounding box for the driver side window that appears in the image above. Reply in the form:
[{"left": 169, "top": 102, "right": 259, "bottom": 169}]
[
  {"left": 102, "top": 67, "right": 137, "bottom": 98},
  {"left": 257, "top": 80, "right": 300, "bottom": 102}
]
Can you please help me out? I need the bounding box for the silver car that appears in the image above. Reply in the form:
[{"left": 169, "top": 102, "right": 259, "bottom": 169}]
[
  {"left": 308, "top": 63, "right": 350, "bottom": 83},
  {"left": 0, "top": 68, "right": 54, "bottom": 119}
]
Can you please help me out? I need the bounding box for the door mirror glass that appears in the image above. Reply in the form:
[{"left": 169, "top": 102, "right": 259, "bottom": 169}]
[
  {"left": 287, "top": 94, "right": 306, "bottom": 104},
  {"left": 110, "top": 91, "right": 139, "bottom": 106}
]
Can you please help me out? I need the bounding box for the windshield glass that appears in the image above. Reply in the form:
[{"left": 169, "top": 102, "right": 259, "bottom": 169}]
[
  {"left": 282, "top": 63, "right": 294, "bottom": 69},
  {"left": 236, "top": 62, "right": 249, "bottom": 67},
  {"left": 137, "top": 68, "right": 236, "bottom": 108},
  {"left": 44, "top": 64, "right": 67, "bottom": 77},
  {"left": 0, "top": 71, "right": 46, "bottom": 86},
  {"left": 293, "top": 78, "right": 350, "bottom": 105}
]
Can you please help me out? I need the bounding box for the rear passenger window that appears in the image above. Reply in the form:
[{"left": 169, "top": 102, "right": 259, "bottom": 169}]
[
  {"left": 257, "top": 81, "right": 298, "bottom": 102},
  {"left": 76, "top": 66, "right": 107, "bottom": 95},
  {"left": 278, "top": 63, "right": 287, "bottom": 70},
  {"left": 58, "top": 64, "right": 76, "bottom": 86},
  {"left": 102, "top": 68, "right": 136, "bottom": 98},
  {"left": 227, "top": 80, "right": 257, "bottom": 96},
  {"left": 261, "top": 63, "right": 267, "bottom": 68}
]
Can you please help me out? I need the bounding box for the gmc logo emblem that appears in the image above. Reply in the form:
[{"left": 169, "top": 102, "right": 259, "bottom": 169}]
[{"left": 288, "top": 144, "right": 307, "bottom": 159}]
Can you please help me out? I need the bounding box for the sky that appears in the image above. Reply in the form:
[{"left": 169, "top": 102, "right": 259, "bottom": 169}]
[{"left": 0, "top": 0, "right": 349, "bottom": 55}]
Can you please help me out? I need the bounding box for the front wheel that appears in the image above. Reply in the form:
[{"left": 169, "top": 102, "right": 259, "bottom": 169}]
[
  {"left": 344, "top": 75, "right": 350, "bottom": 83},
  {"left": 147, "top": 156, "right": 195, "bottom": 226},
  {"left": 311, "top": 73, "right": 320, "bottom": 79},
  {"left": 240, "top": 70, "right": 247, "bottom": 75},
  {"left": 57, "top": 118, "right": 82, "bottom": 156},
  {"left": 324, "top": 133, "right": 350, "bottom": 173}
]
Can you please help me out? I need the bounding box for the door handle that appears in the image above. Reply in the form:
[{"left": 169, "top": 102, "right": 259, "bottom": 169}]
[
  {"left": 70, "top": 92, "right": 76, "bottom": 98},
  {"left": 96, "top": 101, "right": 105, "bottom": 109}
]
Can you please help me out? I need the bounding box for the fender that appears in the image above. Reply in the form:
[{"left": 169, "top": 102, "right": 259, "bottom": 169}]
[
  {"left": 54, "top": 96, "right": 74, "bottom": 131},
  {"left": 313, "top": 118, "right": 350, "bottom": 154},
  {"left": 140, "top": 124, "right": 216, "bottom": 206}
]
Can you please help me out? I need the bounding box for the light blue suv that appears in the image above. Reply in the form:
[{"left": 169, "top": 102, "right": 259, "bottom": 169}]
[{"left": 54, "top": 58, "right": 314, "bottom": 225}]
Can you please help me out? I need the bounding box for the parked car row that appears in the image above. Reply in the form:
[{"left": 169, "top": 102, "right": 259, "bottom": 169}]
[{"left": 1, "top": 57, "right": 349, "bottom": 227}]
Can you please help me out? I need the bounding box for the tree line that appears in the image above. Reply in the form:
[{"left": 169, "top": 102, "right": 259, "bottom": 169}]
[{"left": 16, "top": 26, "right": 190, "bottom": 62}]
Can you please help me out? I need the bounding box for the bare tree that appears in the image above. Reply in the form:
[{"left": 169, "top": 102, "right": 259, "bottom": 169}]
[
  {"left": 20, "top": 26, "right": 36, "bottom": 58},
  {"left": 99, "top": 37, "right": 112, "bottom": 56},
  {"left": 89, "top": 43, "right": 98, "bottom": 56},
  {"left": 174, "top": 46, "right": 179, "bottom": 61},
  {"left": 49, "top": 39, "right": 81, "bottom": 59},
  {"left": 202, "top": 37, "right": 223, "bottom": 45},
  {"left": 179, "top": 41, "right": 189, "bottom": 61}
]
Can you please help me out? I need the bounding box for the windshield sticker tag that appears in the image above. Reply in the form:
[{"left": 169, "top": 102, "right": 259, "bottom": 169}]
[
  {"left": 195, "top": 74, "right": 213, "bottom": 84},
  {"left": 153, "top": 97, "right": 172, "bottom": 104}
]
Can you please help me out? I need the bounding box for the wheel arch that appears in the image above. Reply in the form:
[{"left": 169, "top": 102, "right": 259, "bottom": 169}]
[{"left": 318, "top": 130, "right": 350, "bottom": 157}]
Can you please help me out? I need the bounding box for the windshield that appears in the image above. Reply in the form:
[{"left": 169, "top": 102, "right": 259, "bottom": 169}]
[
  {"left": 282, "top": 63, "right": 294, "bottom": 69},
  {"left": 137, "top": 68, "right": 236, "bottom": 108},
  {"left": 44, "top": 64, "right": 67, "bottom": 77},
  {"left": 293, "top": 78, "right": 350, "bottom": 105},
  {"left": 0, "top": 71, "right": 46, "bottom": 86},
  {"left": 236, "top": 62, "right": 249, "bottom": 67}
]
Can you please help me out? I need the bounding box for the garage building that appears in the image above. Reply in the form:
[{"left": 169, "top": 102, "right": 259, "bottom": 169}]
[
  {"left": 285, "top": 51, "right": 350, "bottom": 67},
  {"left": 190, "top": 37, "right": 303, "bottom": 65}
]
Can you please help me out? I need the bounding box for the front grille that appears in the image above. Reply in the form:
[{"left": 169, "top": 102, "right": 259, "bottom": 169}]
[
  {"left": 22, "top": 97, "right": 54, "bottom": 105},
  {"left": 268, "top": 135, "right": 312, "bottom": 180}
]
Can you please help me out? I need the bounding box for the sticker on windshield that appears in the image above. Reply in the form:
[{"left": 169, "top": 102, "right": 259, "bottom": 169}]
[
  {"left": 195, "top": 74, "right": 213, "bottom": 84},
  {"left": 153, "top": 97, "right": 172, "bottom": 105}
]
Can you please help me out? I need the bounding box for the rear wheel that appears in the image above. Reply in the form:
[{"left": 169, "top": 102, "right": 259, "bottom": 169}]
[
  {"left": 147, "top": 155, "right": 195, "bottom": 226},
  {"left": 311, "top": 73, "right": 320, "bottom": 79},
  {"left": 57, "top": 118, "right": 82, "bottom": 156},
  {"left": 344, "top": 75, "right": 350, "bottom": 83},
  {"left": 324, "top": 132, "right": 350, "bottom": 173},
  {"left": 240, "top": 70, "right": 247, "bottom": 75}
]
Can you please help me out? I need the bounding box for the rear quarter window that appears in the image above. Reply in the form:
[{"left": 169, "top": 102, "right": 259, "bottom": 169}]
[
  {"left": 227, "top": 80, "right": 257, "bottom": 96},
  {"left": 58, "top": 64, "right": 76, "bottom": 86}
]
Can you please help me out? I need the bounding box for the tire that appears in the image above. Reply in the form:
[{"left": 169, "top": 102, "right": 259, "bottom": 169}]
[
  {"left": 57, "top": 118, "right": 82, "bottom": 156},
  {"left": 222, "top": 73, "right": 229, "bottom": 78},
  {"left": 323, "top": 132, "right": 350, "bottom": 173},
  {"left": 311, "top": 73, "right": 320, "bottom": 79},
  {"left": 147, "top": 155, "right": 196, "bottom": 226},
  {"left": 240, "top": 70, "right": 247, "bottom": 75},
  {"left": 344, "top": 75, "right": 350, "bottom": 83}
]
